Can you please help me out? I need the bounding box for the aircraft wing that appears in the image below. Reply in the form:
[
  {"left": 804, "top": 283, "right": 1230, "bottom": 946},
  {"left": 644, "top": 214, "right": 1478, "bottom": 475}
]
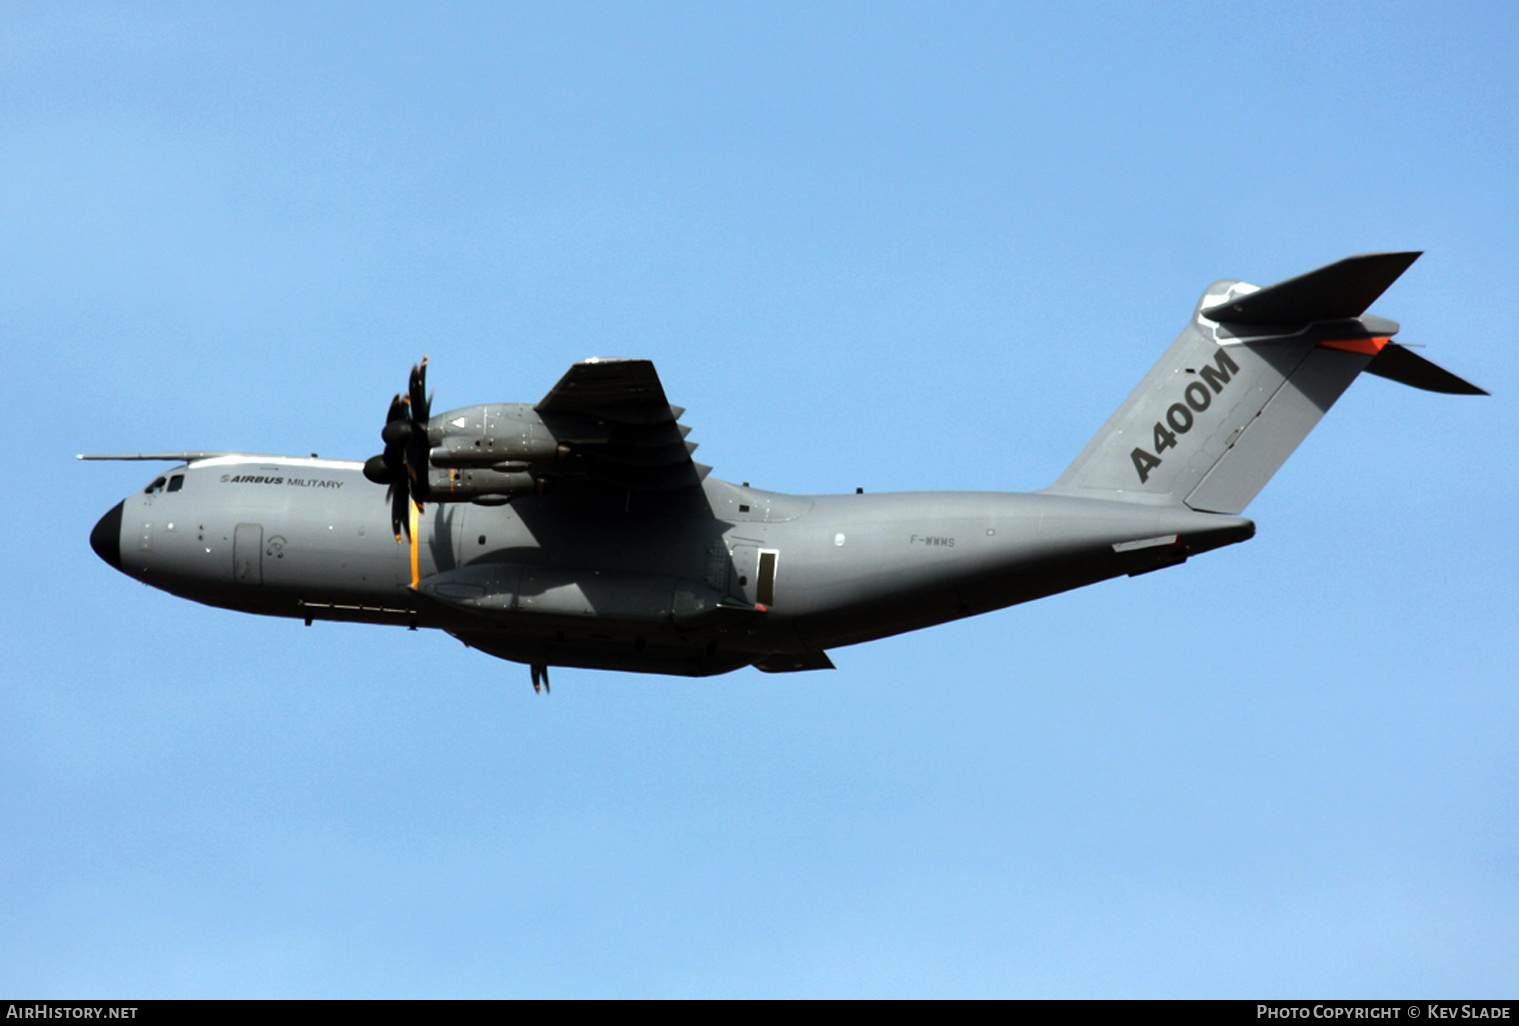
[{"left": 535, "top": 358, "right": 710, "bottom": 491}]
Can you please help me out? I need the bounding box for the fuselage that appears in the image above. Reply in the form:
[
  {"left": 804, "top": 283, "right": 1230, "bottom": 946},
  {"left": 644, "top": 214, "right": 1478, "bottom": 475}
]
[{"left": 91, "top": 455, "right": 1254, "bottom": 676}]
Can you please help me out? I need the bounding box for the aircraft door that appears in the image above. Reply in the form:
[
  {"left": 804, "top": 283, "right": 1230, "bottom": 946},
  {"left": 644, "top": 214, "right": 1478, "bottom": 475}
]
[
  {"left": 729, "top": 542, "right": 780, "bottom": 609},
  {"left": 234, "top": 523, "right": 263, "bottom": 585},
  {"left": 755, "top": 549, "right": 778, "bottom": 607}
]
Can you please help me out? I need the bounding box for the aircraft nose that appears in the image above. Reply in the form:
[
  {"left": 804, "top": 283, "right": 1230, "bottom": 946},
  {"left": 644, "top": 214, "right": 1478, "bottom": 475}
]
[{"left": 90, "top": 500, "right": 124, "bottom": 571}]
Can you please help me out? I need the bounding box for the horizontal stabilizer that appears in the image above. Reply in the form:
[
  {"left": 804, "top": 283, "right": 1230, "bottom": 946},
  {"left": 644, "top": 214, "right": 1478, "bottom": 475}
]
[
  {"left": 1364, "top": 342, "right": 1488, "bottom": 395},
  {"left": 1202, "top": 252, "right": 1421, "bottom": 324}
]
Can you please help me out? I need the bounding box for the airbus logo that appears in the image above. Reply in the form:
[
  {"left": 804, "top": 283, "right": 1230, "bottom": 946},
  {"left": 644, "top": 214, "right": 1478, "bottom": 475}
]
[{"left": 218, "top": 474, "right": 344, "bottom": 488}]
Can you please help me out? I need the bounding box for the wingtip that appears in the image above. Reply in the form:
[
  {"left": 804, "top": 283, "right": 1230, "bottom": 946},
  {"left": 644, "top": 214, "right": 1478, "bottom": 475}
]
[{"left": 1347, "top": 249, "right": 1421, "bottom": 260}]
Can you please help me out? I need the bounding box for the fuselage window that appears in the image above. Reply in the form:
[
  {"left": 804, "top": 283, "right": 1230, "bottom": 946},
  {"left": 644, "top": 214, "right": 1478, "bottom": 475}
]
[
  {"left": 167, "top": 474, "right": 185, "bottom": 492},
  {"left": 144, "top": 477, "right": 167, "bottom": 494}
]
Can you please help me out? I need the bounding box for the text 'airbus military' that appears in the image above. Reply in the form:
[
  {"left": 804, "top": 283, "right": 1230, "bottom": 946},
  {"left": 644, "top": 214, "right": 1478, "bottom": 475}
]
[{"left": 86, "top": 253, "right": 1485, "bottom": 688}]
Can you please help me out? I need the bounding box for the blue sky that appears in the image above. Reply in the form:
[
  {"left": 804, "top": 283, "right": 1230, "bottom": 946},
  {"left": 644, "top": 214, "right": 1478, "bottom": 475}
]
[{"left": 5, "top": 0, "right": 1517, "bottom": 997}]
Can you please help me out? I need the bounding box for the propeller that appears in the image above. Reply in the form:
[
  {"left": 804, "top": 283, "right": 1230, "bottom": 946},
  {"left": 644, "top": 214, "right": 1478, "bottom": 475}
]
[{"left": 363, "top": 357, "right": 434, "bottom": 540}]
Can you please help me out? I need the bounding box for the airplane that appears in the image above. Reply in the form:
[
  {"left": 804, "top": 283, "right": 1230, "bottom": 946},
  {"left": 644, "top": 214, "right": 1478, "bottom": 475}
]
[{"left": 85, "top": 252, "right": 1484, "bottom": 690}]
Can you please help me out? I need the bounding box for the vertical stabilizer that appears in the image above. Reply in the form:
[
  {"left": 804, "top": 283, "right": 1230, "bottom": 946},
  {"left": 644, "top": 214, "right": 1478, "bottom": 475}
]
[{"left": 1045, "top": 253, "right": 1478, "bottom": 515}]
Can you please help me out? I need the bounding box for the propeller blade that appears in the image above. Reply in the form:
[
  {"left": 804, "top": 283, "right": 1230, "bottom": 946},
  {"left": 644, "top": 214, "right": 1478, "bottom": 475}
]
[
  {"left": 386, "top": 393, "right": 407, "bottom": 424},
  {"left": 389, "top": 483, "right": 410, "bottom": 541},
  {"left": 406, "top": 430, "right": 431, "bottom": 503},
  {"left": 409, "top": 357, "right": 430, "bottom": 423}
]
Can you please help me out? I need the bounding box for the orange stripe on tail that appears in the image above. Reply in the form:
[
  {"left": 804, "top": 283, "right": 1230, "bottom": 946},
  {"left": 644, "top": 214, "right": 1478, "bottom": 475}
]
[{"left": 1319, "top": 337, "right": 1390, "bottom": 356}]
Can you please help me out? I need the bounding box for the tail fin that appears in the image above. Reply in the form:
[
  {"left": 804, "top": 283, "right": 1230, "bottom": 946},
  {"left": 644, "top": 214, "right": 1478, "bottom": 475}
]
[{"left": 1047, "top": 252, "right": 1485, "bottom": 515}]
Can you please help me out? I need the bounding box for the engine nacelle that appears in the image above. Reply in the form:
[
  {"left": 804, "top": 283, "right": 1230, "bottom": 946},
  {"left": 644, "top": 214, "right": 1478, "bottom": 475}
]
[
  {"left": 365, "top": 404, "right": 569, "bottom": 502},
  {"left": 427, "top": 403, "right": 565, "bottom": 467},
  {"left": 427, "top": 466, "right": 541, "bottom": 501}
]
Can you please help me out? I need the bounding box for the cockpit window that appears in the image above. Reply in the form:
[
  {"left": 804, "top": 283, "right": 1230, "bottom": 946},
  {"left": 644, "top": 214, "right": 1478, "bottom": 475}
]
[
  {"left": 167, "top": 474, "right": 185, "bottom": 492},
  {"left": 144, "top": 476, "right": 167, "bottom": 494}
]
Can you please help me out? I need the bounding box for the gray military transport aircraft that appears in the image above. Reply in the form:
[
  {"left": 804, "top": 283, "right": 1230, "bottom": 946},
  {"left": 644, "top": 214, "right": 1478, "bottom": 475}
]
[{"left": 86, "top": 253, "right": 1483, "bottom": 691}]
